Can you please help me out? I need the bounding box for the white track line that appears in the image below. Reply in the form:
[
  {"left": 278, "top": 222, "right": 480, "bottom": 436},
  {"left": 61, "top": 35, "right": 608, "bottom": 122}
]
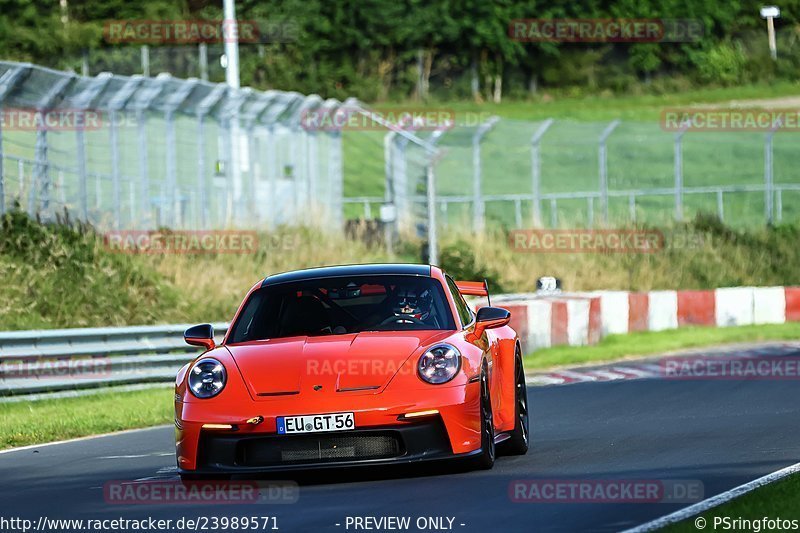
[
  {"left": 623, "top": 461, "right": 800, "bottom": 532},
  {"left": 0, "top": 424, "right": 172, "bottom": 455}
]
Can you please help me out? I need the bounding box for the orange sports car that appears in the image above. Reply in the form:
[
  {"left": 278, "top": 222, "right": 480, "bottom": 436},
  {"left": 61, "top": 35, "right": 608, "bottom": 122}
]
[{"left": 174, "top": 264, "right": 528, "bottom": 478}]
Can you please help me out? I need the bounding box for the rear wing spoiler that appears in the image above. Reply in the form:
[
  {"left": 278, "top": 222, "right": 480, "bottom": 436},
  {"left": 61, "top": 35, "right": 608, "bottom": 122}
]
[{"left": 455, "top": 280, "right": 491, "bottom": 305}]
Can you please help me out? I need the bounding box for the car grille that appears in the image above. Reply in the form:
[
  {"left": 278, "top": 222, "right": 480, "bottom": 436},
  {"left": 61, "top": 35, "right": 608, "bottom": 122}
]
[{"left": 238, "top": 432, "right": 403, "bottom": 466}]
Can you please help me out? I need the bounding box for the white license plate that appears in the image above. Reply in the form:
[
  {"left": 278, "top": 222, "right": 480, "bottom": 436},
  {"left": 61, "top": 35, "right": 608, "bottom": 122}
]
[{"left": 276, "top": 412, "right": 355, "bottom": 434}]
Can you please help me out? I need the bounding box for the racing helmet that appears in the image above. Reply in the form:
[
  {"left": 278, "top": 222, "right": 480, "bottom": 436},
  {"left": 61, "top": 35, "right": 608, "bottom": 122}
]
[{"left": 391, "top": 285, "right": 433, "bottom": 320}]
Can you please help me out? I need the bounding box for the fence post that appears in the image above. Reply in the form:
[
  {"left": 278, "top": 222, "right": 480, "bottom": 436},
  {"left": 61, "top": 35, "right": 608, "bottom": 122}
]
[
  {"left": 307, "top": 131, "right": 318, "bottom": 216},
  {"left": 107, "top": 75, "right": 144, "bottom": 228},
  {"left": 328, "top": 129, "right": 343, "bottom": 229},
  {"left": 472, "top": 115, "right": 499, "bottom": 233},
  {"left": 160, "top": 75, "right": 197, "bottom": 228},
  {"left": 598, "top": 119, "right": 621, "bottom": 225},
  {"left": 164, "top": 110, "right": 178, "bottom": 226},
  {"left": 196, "top": 84, "right": 226, "bottom": 229},
  {"left": 629, "top": 194, "right": 636, "bottom": 222},
  {"left": 33, "top": 74, "right": 74, "bottom": 218},
  {"left": 248, "top": 129, "right": 259, "bottom": 225},
  {"left": 267, "top": 126, "right": 279, "bottom": 227},
  {"left": 0, "top": 67, "right": 30, "bottom": 216},
  {"left": 109, "top": 110, "right": 121, "bottom": 229},
  {"left": 423, "top": 127, "right": 449, "bottom": 265},
  {"left": 765, "top": 120, "right": 781, "bottom": 225},
  {"left": 196, "top": 114, "right": 207, "bottom": 228},
  {"left": 0, "top": 105, "right": 4, "bottom": 216},
  {"left": 30, "top": 124, "right": 45, "bottom": 217},
  {"left": 530, "top": 118, "right": 554, "bottom": 227},
  {"left": 75, "top": 123, "right": 88, "bottom": 222},
  {"left": 673, "top": 126, "right": 687, "bottom": 222},
  {"left": 426, "top": 163, "right": 438, "bottom": 265}
]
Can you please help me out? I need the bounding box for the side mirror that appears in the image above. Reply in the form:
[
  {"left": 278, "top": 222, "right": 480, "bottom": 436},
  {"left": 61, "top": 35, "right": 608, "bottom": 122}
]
[
  {"left": 469, "top": 307, "right": 511, "bottom": 342},
  {"left": 184, "top": 324, "right": 215, "bottom": 351}
]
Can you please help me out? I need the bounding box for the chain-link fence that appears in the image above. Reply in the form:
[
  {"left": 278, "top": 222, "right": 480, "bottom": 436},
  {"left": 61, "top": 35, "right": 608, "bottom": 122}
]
[
  {"left": 0, "top": 61, "right": 364, "bottom": 230},
  {"left": 374, "top": 116, "right": 800, "bottom": 234},
  {"left": 4, "top": 60, "right": 798, "bottom": 246}
]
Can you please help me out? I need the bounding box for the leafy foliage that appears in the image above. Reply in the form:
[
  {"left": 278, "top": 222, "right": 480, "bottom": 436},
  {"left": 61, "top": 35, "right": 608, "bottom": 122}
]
[{"left": 1, "top": 0, "right": 798, "bottom": 100}]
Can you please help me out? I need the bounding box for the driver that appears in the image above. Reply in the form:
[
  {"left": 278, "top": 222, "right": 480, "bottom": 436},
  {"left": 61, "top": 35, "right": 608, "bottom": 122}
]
[{"left": 389, "top": 285, "right": 433, "bottom": 324}]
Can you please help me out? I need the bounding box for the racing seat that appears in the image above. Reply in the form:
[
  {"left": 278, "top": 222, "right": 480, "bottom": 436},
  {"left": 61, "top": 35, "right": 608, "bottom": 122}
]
[{"left": 279, "top": 295, "right": 332, "bottom": 337}]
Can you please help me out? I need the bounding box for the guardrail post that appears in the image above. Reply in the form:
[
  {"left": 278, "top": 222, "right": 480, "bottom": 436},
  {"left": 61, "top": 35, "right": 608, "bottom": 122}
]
[
  {"left": 587, "top": 197, "right": 594, "bottom": 227},
  {"left": 776, "top": 188, "right": 783, "bottom": 223},
  {"left": 530, "top": 118, "right": 554, "bottom": 227},
  {"left": 717, "top": 190, "right": 724, "bottom": 222},
  {"left": 550, "top": 198, "right": 558, "bottom": 227},
  {"left": 472, "top": 115, "right": 499, "bottom": 233},
  {"left": 598, "top": 119, "right": 621, "bottom": 225}
]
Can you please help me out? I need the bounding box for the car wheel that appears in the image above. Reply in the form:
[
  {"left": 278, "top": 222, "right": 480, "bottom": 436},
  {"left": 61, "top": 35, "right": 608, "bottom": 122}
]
[
  {"left": 500, "top": 355, "right": 529, "bottom": 455},
  {"left": 472, "top": 366, "right": 495, "bottom": 470}
]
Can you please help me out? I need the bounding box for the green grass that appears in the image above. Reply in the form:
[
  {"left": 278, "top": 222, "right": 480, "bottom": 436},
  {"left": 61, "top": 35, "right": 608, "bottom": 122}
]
[
  {"left": 666, "top": 474, "right": 800, "bottom": 532},
  {"left": 523, "top": 322, "right": 800, "bottom": 370},
  {"left": 0, "top": 386, "right": 173, "bottom": 450},
  {"left": 421, "top": 81, "right": 800, "bottom": 122}
]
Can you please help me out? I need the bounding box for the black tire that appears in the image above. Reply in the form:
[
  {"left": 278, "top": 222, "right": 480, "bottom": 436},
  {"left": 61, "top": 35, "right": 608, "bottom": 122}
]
[
  {"left": 471, "top": 366, "right": 496, "bottom": 470},
  {"left": 499, "top": 354, "right": 529, "bottom": 455}
]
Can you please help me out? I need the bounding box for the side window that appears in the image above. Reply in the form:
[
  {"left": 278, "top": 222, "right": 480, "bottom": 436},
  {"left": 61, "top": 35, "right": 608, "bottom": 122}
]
[{"left": 445, "top": 276, "right": 474, "bottom": 327}]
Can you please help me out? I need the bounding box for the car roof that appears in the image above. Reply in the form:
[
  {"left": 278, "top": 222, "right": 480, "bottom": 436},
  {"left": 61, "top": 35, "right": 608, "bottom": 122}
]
[{"left": 261, "top": 263, "right": 433, "bottom": 287}]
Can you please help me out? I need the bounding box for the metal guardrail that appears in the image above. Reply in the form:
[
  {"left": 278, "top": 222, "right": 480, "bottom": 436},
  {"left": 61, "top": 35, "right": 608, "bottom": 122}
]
[{"left": 0, "top": 323, "right": 228, "bottom": 398}]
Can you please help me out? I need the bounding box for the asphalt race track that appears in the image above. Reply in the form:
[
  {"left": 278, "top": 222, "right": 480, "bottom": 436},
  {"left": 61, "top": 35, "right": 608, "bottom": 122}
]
[{"left": 3, "top": 357, "right": 800, "bottom": 533}]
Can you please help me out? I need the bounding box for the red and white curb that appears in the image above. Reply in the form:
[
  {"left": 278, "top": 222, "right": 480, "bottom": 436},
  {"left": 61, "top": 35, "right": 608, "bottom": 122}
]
[
  {"left": 484, "top": 286, "right": 800, "bottom": 353},
  {"left": 524, "top": 343, "right": 800, "bottom": 386}
]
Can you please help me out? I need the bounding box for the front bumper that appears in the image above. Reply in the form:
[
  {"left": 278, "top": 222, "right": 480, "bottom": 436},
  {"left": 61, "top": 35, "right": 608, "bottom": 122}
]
[
  {"left": 181, "top": 418, "right": 478, "bottom": 474},
  {"left": 176, "top": 381, "right": 483, "bottom": 471}
]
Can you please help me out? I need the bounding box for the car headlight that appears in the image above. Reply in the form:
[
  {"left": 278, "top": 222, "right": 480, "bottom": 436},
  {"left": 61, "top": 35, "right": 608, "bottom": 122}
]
[
  {"left": 418, "top": 344, "right": 461, "bottom": 384},
  {"left": 188, "top": 358, "right": 226, "bottom": 398}
]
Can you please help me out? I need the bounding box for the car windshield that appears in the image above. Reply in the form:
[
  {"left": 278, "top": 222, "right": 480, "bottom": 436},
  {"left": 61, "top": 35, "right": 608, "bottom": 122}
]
[{"left": 228, "top": 274, "right": 456, "bottom": 342}]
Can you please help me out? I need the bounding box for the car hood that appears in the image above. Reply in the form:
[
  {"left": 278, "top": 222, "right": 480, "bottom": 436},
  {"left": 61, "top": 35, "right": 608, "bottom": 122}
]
[{"left": 225, "top": 330, "right": 453, "bottom": 400}]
